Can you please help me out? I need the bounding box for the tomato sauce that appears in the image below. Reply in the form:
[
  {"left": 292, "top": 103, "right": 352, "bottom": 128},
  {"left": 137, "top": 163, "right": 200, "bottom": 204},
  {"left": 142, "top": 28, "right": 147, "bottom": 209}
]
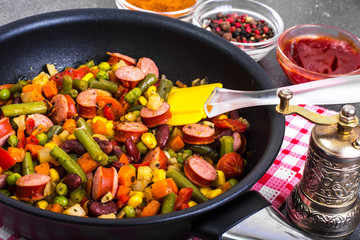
[{"left": 282, "top": 37, "right": 360, "bottom": 74}]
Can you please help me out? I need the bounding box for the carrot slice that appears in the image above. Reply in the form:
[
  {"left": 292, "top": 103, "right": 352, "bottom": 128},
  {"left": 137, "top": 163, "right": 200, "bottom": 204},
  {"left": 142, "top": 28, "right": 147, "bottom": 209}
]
[
  {"left": 77, "top": 153, "right": 100, "bottom": 174},
  {"left": 115, "top": 185, "right": 132, "bottom": 199},
  {"left": 150, "top": 179, "right": 172, "bottom": 199},
  {"left": 118, "top": 164, "right": 136, "bottom": 187},
  {"left": 166, "top": 178, "right": 179, "bottom": 194},
  {"left": 46, "top": 203, "right": 64, "bottom": 213},
  {"left": 22, "top": 83, "right": 42, "bottom": 93},
  {"left": 42, "top": 80, "right": 58, "bottom": 100},
  {"left": 62, "top": 119, "right": 77, "bottom": 134},
  {"left": 92, "top": 120, "right": 108, "bottom": 135},
  {"left": 34, "top": 162, "right": 50, "bottom": 175},
  {"left": 167, "top": 135, "right": 185, "bottom": 152},
  {"left": 140, "top": 200, "right": 161, "bottom": 217},
  {"left": 25, "top": 144, "right": 44, "bottom": 159},
  {"left": 7, "top": 147, "right": 25, "bottom": 163}
]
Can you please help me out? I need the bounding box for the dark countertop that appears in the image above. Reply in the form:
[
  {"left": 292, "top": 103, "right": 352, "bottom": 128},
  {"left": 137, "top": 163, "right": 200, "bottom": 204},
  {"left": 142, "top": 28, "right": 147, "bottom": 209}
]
[{"left": 0, "top": 0, "right": 360, "bottom": 239}]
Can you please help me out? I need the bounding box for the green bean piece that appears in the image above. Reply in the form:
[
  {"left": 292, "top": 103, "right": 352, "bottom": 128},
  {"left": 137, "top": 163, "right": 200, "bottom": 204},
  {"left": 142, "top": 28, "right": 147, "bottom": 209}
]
[
  {"left": 70, "top": 189, "right": 86, "bottom": 203},
  {"left": 6, "top": 173, "right": 22, "bottom": 186},
  {"left": 1, "top": 101, "right": 47, "bottom": 117},
  {"left": 46, "top": 125, "right": 63, "bottom": 140},
  {"left": 84, "top": 60, "right": 95, "bottom": 69},
  {"left": 188, "top": 145, "right": 220, "bottom": 162},
  {"left": 0, "top": 189, "right": 11, "bottom": 196},
  {"left": 96, "top": 70, "right": 109, "bottom": 80},
  {"left": 50, "top": 146, "right": 87, "bottom": 185},
  {"left": 73, "top": 79, "right": 88, "bottom": 91},
  {"left": 227, "top": 178, "right": 239, "bottom": 187},
  {"left": 53, "top": 195, "right": 68, "bottom": 207},
  {"left": 108, "top": 155, "right": 119, "bottom": 164},
  {"left": 0, "top": 89, "right": 11, "bottom": 100},
  {"left": 161, "top": 191, "right": 176, "bottom": 214},
  {"left": 74, "top": 128, "right": 108, "bottom": 166},
  {"left": 36, "top": 133, "right": 48, "bottom": 145},
  {"left": 124, "top": 206, "right": 136, "bottom": 218},
  {"left": 9, "top": 80, "right": 28, "bottom": 94},
  {"left": 124, "top": 88, "right": 142, "bottom": 104},
  {"left": 137, "top": 73, "right": 158, "bottom": 93},
  {"left": 98, "top": 62, "right": 111, "bottom": 71},
  {"left": 136, "top": 141, "right": 148, "bottom": 155},
  {"left": 62, "top": 89, "right": 78, "bottom": 99},
  {"left": 55, "top": 182, "right": 68, "bottom": 196},
  {"left": 220, "top": 136, "right": 234, "bottom": 157},
  {"left": 157, "top": 78, "right": 173, "bottom": 102},
  {"left": 127, "top": 104, "right": 144, "bottom": 113},
  {"left": 62, "top": 75, "right": 73, "bottom": 92},
  {"left": 76, "top": 117, "right": 93, "bottom": 135},
  {"left": 89, "top": 80, "right": 118, "bottom": 94},
  {"left": 22, "top": 152, "right": 35, "bottom": 176},
  {"left": 166, "top": 168, "right": 207, "bottom": 203},
  {"left": 7, "top": 135, "right": 19, "bottom": 147}
]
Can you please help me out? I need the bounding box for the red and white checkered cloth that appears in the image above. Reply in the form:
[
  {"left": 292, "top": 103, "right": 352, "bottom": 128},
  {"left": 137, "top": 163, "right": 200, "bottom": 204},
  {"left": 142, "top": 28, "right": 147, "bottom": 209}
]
[{"left": 0, "top": 105, "right": 336, "bottom": 240}]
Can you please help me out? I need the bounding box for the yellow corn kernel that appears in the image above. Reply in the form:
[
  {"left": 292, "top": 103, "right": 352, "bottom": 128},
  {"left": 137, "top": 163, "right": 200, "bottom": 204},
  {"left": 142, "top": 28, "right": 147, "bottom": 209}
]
[
  {"left": 188, "top": 201, "right": 198, "bottom": 207},
  {"left": 92, "top": 116, "right": 107, "bottom": 124},
  {"left": 129, "top": 191, "right": 144, "bottom": 198},
  {"left": 82, "top": 72, "right": 95, "bottom": 81},
  {"left": 144, "top": 86, "right": 157, "bottom": 98},
  {"left": 127, "top": 195, "right": 143, "bottom": 208},
  {"left": 141, "top": 133, "right": 157, "bottom": 149},
  {"left": 152, "top": 169, "right": 166, "bottom": 182},
  {"left": 44, "top": 142, "right": 57, "bottom": 150},
  {"left": 106, "top": 121, "right": 115, "bottom": 137},
  {"left": 133, "top": 111, "right": 140, "bottom": 118},
  {"left": 147, "top": 93, "right": 162, "bottom": 111},
  {"left": 218, "top": 114, "right": 228, "bottom": 120},
  {"left": 205, "top": 189, "right": 222, "bottom": 199},
  {"left": 212, "top": 170, "right": 226, "bottom": 187},
  {"left": 200, "top": 187, "right": 212, "bottom": 196},
  {"left": 138, "top": 96, "right": 148, "bottom": 106},
  {"left": 124, "top": 112, "right": 137, "bottom": 122},
  {"left": 67, "top": 134, "right": 77, "bottom": 140},
  {"left": 10, "top": 196, "right": 19, "bottom": 200},
  {"left": 49, "top": 168, "right": 60, "bottom": 183},
  {"left": 36, "top": 200, "right": 49, "bottom": 209}
]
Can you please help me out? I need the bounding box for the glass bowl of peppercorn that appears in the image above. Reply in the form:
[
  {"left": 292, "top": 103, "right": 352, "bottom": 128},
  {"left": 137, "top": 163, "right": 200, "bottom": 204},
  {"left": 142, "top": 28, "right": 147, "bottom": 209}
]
[
  {"left": 115, "top": 0, "right": 202, "bottom": 22},
  {"left": 192, "top": 0, "right": 284, "bottom": 61}
]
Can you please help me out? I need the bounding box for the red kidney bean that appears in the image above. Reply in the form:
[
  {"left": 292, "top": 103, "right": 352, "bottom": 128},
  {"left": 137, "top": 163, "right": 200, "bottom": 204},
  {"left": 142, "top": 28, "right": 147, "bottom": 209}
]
[
  {"left": 156, "top": 124, "right": 170, "bottom": 149},
  {"left": 94, "top": 137, "right": 113, "bottom": 155},
  {"left": 60, "top": 139, "right": 86, "bottom": 155},
  {"left": 111, "top": 145, "right": 123, "bottom": 156},
  {"left": 53, "top": 165, "right": 67, "bottom": 179},
  {"left": 62, "top": 173, "right": 82, "bottom": 190},
  {"left": 111, "top": 161, "right": 125, "bottom": 171},
  {"left": 88, "top": 201, "right": 119, "bottom": 217},
  {"left": 13, "top": 96, "right": 22, "bottom": 104},
  {"left": 125, "top": 138, "right": 140, "bottom": 163},
  {"left": 209, "top": 128, "right": 233, "bottom": 149},
  {"left": 229, "top": 110, "right": 240, "bottom": 119}
]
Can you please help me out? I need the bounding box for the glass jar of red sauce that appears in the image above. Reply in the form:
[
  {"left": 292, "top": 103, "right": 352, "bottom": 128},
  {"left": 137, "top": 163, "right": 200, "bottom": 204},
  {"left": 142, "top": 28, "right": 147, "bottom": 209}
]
[{"left": 276, "top": 24, "right": 360, "bottom": 84}]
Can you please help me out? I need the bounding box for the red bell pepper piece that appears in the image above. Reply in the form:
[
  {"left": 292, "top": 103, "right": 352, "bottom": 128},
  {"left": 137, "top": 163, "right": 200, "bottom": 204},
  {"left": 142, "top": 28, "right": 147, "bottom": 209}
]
[
  {"left": 0, "top": 147, "right": 16, "bottom": 171},
  {"left": 213, "top": 118, "right": 247, "bottom": 132},
  {"left": 116, "top": 194, "right": 130, "bottom": 209}
]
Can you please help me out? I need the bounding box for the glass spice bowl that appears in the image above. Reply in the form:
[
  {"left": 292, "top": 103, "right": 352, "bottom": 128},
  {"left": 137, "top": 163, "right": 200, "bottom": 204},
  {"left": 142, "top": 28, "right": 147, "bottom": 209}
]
[
  {"left": 115, "top": 0, "right": 202, "bottom": 22},
  {"left": 192, "top": 0, "right": 284, "bottom": 61},
  {"left": 276, "top": 24, "right": 360, "bottom": 84}
]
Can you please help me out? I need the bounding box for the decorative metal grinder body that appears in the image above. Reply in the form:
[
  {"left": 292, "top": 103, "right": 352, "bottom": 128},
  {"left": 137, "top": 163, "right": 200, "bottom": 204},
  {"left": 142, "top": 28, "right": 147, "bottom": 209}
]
[{"left": 277, "top": 90, "right": 360, "bottom": 238}]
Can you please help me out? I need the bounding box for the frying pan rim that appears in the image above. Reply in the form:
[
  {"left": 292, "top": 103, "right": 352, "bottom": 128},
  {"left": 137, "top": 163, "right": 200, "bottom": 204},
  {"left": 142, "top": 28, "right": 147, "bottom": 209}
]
[{"left": 0, "top": 8, "right": 285, "bottom": 227}]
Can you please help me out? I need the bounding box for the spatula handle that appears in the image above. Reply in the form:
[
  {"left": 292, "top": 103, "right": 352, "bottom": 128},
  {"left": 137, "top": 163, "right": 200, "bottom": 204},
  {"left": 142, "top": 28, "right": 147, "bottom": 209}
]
[{"left": 205, "top": 75, "right": 360, "bottom": 117}]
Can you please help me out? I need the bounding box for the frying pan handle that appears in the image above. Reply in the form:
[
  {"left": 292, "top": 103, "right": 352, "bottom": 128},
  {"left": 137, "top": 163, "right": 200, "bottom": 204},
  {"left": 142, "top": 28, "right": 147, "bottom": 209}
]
[{"left": 190, "top": 191, "right": 318, "bottom": 240}]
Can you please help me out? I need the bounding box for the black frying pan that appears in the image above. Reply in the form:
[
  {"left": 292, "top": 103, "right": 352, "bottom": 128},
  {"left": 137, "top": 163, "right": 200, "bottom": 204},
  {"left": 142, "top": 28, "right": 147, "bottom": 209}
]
[{"left": 0, "top": 9, "right": 284, "bottom": 240}]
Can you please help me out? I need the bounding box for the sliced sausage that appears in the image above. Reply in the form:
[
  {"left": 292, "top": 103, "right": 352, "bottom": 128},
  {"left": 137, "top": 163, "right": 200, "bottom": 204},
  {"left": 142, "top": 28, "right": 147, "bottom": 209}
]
[
  {"left": 0, "top": 117, "right": 15, "bottom": 147},
  {"left": 217, "top": 152, "right": 245, "bottom": 179},
  {"left": 76, "top": 89, "right": 111, "bottom": 118},
  {"left": 107, "top": 52, "right": 137, "bottom": 66},
  {"left": 182, "top": 123, "right": 215, "bottom": 145},
  {"left": 15, "top": 174, "right": 51, "bottom": 202},
  {"left": 50, "top": 94, "right": 69, "bottom": 124},
  {"left": 136, "top": 57, "right": 159, "bottom": 78},
  {"left": 142, "top": 146, "right": 169, "bottom": 170},
  {"left": 115, "top": 66, "right": 146, "bottom": 88},
  {"left": 26, "top": 114, "right": 54, "bottom": 135},
  {"left": 140, "top": 102, "right": 172, "bottom": 128},
  {"left": 92, "top": 166, "right": 118, "bottom": 201},
  {"left": 184, "top": 155, "right": 217, "bottom": 187},
  {"left": 114, "top": 122, "right": 148, "bottom": 143}
]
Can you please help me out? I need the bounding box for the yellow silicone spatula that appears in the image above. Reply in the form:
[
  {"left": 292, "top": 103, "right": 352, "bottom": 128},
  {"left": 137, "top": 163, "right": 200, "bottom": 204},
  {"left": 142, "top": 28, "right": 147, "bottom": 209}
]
[
  {"left": 166, "top": 75, "right": 360, "bottom": 126},
  {"left": 167, "top": 83, "right": 222, "bottom": 126}
]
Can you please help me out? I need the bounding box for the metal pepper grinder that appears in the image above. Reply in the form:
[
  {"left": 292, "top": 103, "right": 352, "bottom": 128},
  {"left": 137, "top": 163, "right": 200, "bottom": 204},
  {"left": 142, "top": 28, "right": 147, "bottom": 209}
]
[{"left": 276, "top": 89, "right": 360, "bottom": 239}]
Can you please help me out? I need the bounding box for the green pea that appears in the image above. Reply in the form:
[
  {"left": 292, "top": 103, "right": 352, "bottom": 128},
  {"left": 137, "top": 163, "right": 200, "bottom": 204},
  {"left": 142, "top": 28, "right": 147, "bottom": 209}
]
[
  {"left": 36, "top": 133, "right": 48, "bottom": 146},
  {"left": 0, "top": 189, "right": 11, "bottom": 196},
  {"left": 55, "top": 182, "right": 68, "bottom": 196},
  {"left": 96, "top": 70, "right": 109, "bottom": 80},
  {"left": 6, "top": 173, "right": 22, "bottom": 186},
  {"left": 167, "top": 149, "right": 177, "bottom": 158},
  {"left": 177, "top": 154, "right": 184, "bottom": 164},
  {"left": 227, "top": 178, "right": 238, "bottom": 187},
  {"left": 70, "top": 189, "right": 86, "bottom": 203},
  {"left": 0, "top": 88, "right": 10, "bottom": 100},
  {"left": 53, "top": 195, "right": 68, "bottom": 207},
  {"left": 136, "top": 141, "right": 148, "bottom": 155},
  {"left": 7, "top": 135, "right": 19, "bottom": 147},
  {"left": 98, "top": 62, "right": 111, "bottom": 71},
  {"left": 3, "top": 170, "right": 13, "bottom": 175},
  {"left": 123, "top": 206, "right": 136, "bottom": 218}
]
